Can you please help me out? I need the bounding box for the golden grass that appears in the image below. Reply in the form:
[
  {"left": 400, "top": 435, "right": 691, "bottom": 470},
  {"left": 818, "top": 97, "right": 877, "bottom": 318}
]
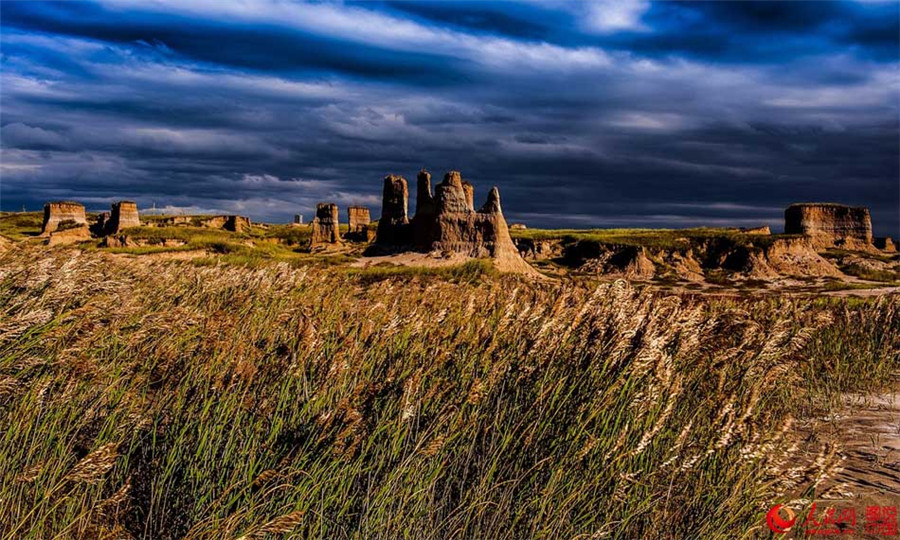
[{"left": 0, "top": 245, "right": 897, "bottom": 538}]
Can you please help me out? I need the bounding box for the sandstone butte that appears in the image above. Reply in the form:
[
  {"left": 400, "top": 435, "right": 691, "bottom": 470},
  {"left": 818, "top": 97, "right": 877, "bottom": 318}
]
[
  {"left": 346, "top": 206, "right": 374, "bottom": 242},
  {"left": 41, "top": 201, "right": 87, "bottom": 235},
  {"left": 784, "top": 203, "right": 873, "bottom": 250},
  {"left": 105, "top": 201, "right": 141, "bottom": 234},
  {"left": 374, "top": 169, "right": 539, "bottom": 276},
  {"left": 309, "top": 202, "right": 342, "bottom": 251}
]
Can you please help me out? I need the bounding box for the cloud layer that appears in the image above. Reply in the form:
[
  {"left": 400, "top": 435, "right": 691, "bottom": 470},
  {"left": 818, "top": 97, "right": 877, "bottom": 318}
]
[{"left": 1, "top": 0, "right": 898, "bottom": 234}]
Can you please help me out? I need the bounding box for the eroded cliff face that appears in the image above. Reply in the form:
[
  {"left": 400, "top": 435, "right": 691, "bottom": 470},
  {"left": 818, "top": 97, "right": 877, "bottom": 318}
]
[
  {"left": 374, "top": 170, "right": 537, "bottom": 275},
  {"left": 41, "top": 201, "right": 87, "bottom": 235},
  {"left": 784, "top": 203, "right": 873, "bottom": 249},
  {"left": 518, "top": 233, "right": 847, "bottom": 282}
]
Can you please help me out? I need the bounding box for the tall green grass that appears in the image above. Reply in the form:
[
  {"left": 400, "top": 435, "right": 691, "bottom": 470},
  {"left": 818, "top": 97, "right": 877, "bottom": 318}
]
[{"left": 0, "top": 247, "right": 896, "bottom": 539}]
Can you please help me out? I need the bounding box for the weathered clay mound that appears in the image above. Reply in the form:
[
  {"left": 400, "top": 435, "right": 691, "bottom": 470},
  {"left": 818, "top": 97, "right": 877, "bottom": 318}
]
[
  {"left": 514, "top": 238, "right": 564, "bottom": 261},
  {"left": 785, "top": 203, "right": 873, "bottom": 250},
  {"left": 582, "top": 246, "right": 656, "bottom": 280},
  {"left": 663, "top": 249, "right": 705, "bottom": 282},
  {"left": 41, "top": 201, "right": 86, "bottom": 235},
  {"left": 762, "top": 236, "right": 843, "bottom": 277},
  {"left": 374, "top": 169, "right": 538, "bottom": 275},
  {"left": 309, "top": 203, "right": 342, "bottom": 251}
]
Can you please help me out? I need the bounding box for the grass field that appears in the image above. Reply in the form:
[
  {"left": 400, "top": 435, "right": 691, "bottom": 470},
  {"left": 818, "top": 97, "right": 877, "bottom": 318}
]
[{"left": 1, "top": 245, "right": 897, "bottom": 539}]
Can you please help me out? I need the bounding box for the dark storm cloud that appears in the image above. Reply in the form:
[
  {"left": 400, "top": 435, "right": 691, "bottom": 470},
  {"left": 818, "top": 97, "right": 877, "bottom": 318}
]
[{"left": 1, "top": 0, "right": 897, "bottom": 235}]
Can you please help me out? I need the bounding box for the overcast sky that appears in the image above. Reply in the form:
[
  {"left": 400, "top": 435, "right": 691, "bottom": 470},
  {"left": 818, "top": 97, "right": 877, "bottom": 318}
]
[{"left": 1, "top": 0, "right": 898, "bottom": 234}]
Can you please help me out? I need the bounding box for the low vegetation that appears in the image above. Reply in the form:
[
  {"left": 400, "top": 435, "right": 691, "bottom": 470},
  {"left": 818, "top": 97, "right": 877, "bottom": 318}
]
[
  {"left": 510, "top": 226, "right": 790, "bottom": 249},
  {"left": 0, "top": 246, "right": 897, "bottom": 538}
]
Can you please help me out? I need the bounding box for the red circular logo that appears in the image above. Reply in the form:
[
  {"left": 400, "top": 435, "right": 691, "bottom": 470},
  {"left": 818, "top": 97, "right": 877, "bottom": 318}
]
[{"left": 767, "top": 504, "right": 797, "bottom": 534}]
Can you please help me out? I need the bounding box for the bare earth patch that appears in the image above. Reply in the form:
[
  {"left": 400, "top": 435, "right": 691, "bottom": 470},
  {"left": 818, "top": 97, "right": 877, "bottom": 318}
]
[
  {"left": 351, "top": 251, "right": 475, "bottom": 268},
  {"left": 819, "top": 391, "right": 900, "bottom": 507}
]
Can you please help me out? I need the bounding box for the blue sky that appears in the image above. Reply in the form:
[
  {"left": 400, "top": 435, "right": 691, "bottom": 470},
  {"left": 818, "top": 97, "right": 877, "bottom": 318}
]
[{"left": 1, "top": 0, "right": 898, "bottom": 234}]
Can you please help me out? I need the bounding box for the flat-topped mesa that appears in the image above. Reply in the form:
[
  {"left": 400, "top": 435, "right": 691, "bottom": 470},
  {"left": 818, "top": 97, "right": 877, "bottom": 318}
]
[
  {"left": 105, "top": 200, "right": 141, "bottom": 234},
  {"left": 41, "top": 201, "right": 87, "bottom": 235},
  {"left": 376, "top": 175, "right": 410, "bottom": 245},
  {"left": 784, "top": 203, "right": 873, "bottom": 249},
  {"left": 309, "top": 203, "right": 342, "bottom": 250}
]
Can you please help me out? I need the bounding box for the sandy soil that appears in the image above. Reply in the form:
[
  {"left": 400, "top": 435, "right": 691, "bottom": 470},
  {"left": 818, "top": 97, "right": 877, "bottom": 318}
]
[
  {"left": 350, "top": 251, "right": 474, "bottom": 268},
  {"left": 818, "top": 392, "right": 900, "bottom": 507}
]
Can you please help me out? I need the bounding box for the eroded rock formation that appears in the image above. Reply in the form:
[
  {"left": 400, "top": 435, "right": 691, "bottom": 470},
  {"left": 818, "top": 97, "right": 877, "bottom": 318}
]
[
  {"left": 94, "top": 212, "right": 110, "bottom": 235},
  {"left": 41, "top": 201, "right": 86, "bottom": 235},
  {"left": 374, "top": 169, "right": 537, "bottom": 275},
  {"left": 346, "top": 206, "right": 372, "bottom": 241},
  {"left": 377, "top": 175, "right": 409, "bottom": 245},
  {"left": 106, "top": 201, "right": 141, "bottom": 234},
  {"left": 224, "top": 215, "right": 250, "bottom": 233},
  {"left": 875, "top": 237, "right": 897, "bottom": 253},
  {"left": 46, "top": 224, "right": 91, "bottom": 246},
  {"left": 785, "top": 203, "right": 873, "bottom": 249},
  {"left": 309, "top": 203, "right": 342, "bottom": 251}
]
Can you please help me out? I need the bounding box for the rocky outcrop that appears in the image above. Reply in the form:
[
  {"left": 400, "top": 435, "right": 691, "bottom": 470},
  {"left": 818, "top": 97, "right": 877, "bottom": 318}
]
[
  {"left": 46, "top": 224, "right": 91, "bottom": 246},
  {"left": 374, "top": 170, "right": 537, "bottom": 275},
  {"left": 509, "top": 223, "right": 527, "bottom": 231},
  {"left": 514, "top": 238, "right": 564, "bottom": 261},
  {"left": 875, "top": 237, "right": 897, "bottom": 253},
  {"left": 377, "top": 175, "right": 410, "bottom": 245},
  {"left": 224, "top": 215, "right": 250, "bottom": 233},
  {"left": 346, "top": 206, "right": 372, "bottom": 241},
  {"left": 583, "top": 246, "right": 656, "bottom": 280},
  {"left": 106, "top": 201, "right": 141, "bottom": 234},
  {"left": 158, "top": 216, "right": 192, "bottom": 226},
  {"left": 41, "top": 201, "right": 86, "bottom": 235},
  {"left": 309, "top": 203, "right": 342, "bottom": 251},
  {"left": 758, "top": 236, "right": 842, "bottom": 278},
  {"left": 740, "top": 226, "right": 771, "bottom": 235},
  {"left": 784, "top": 203, "right": 873, "bottom": 249},
  {"left": 198, "top": 215, "right": 250, "bottom": 232},
  {"left": 93, "top": 212, "right": 110, "bottom": 235}
]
